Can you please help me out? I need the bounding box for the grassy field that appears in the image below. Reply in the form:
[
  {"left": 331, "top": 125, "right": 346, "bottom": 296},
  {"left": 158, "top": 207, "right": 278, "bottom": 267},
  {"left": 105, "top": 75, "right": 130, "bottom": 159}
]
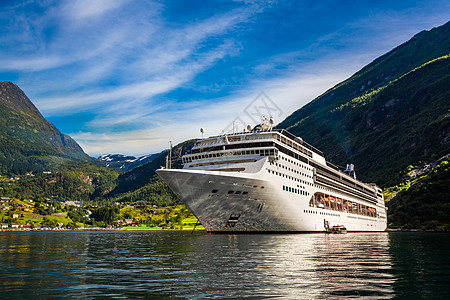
[{"left": 0, "top": 198, "right": 206, "bottom": 231}]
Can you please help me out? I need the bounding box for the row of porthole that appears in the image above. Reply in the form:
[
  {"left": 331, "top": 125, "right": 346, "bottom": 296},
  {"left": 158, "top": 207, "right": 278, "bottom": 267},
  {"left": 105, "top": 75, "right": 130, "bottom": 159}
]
[
  {"left": 320, "top": 211, "right": 340, "bottom": 217},
  {"left": 211, "top": 189, "right": 250, "bottom": 195},
  {"left": 267, "top": 167, "right": 319, "bottom": 191},
  {"left": 282, "top": 185, "right": 309, "bottom": 196},
  {"left": 269, "top": 167, "right": 335, "bottom": 195},
  {"left": 303, "top": 209, "right": 339, "bottom": 217},
  {"left": 277, "top": 154, "right": 353, "bottom": 197},
  {"left": 227, "top": 190, "right": 249, "bottom": 195},
  {"left": 277, "top": 155, "right": 337, "bottom": 194},
  {"left": 276, "top": 162, "right": 312, "bottom": 179},
  {"left": 280, "top": 155, "right": 312, "bottom": 172},
  {"left": 268, "top": 169, "right": 307, "bottom": 184}
]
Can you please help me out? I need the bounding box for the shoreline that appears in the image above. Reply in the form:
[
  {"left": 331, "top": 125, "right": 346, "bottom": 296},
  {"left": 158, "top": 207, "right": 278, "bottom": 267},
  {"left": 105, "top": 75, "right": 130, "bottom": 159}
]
[
  {"left": 1, "top": 226, "right": 206, "bottom": 232},
  {"left": 2, "top": 228, "right": 448, "bottom": 233}
]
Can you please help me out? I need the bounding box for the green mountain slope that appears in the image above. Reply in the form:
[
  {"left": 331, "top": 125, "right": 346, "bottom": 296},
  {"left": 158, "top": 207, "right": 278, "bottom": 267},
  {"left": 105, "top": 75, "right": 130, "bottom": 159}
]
[
  {"left": 277, "top": 21, "right": 450, "bottom": 186},
  {"left": 385, "top": 156, "right": 450, "bottom": 230},
  {"left": 0, "top": 82, "right": 92, "bottom": 174},
  {"left": 0, "top": 82, "right": 121, "bottom": 202},
  {"left": 0, "top": 81, "right": 195, "bottom": 206},
  {"left": 105, "top": 140, "right": 196, "bottom": 205}
]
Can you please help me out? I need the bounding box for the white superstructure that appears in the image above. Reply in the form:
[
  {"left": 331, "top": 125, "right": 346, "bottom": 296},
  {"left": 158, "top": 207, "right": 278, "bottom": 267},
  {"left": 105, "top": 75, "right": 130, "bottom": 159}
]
[{"left": 157, "top": 119, "right": 388, "bottom": 232}]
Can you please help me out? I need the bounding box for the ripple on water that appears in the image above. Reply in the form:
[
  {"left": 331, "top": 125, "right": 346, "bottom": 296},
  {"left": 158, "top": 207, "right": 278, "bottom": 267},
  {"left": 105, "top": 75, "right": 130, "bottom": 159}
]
[{"left": 0, "top": 231, "right": 449, "bottom": 298}]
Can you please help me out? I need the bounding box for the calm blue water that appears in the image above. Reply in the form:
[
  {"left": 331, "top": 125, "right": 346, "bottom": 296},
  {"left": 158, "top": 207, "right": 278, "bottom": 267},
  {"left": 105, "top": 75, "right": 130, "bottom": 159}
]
[{"left": 0, "top": 231, "right": 449, "bottom": 299}]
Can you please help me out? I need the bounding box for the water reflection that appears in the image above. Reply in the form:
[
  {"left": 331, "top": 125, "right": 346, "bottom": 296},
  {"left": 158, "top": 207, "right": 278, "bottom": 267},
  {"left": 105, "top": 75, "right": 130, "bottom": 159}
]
[
  {"left": 0, "top": 231, "right": 449, "bottom": 299},
  {"left": 389, "top": 233, "right": 450, "bottom": 299},
  {"left": 182, "top": 233, "right": 394, "bottom": 299}
]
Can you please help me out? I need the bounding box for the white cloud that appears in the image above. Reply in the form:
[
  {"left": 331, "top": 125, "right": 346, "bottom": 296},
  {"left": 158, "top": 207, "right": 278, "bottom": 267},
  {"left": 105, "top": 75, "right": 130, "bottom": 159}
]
[
  {"left": 71, "top": 128, "right": 176, "bottom": 156},
  {"left": 71, "top": 56, "right": 361, "bottom": 156},
  {"left": 4, "top": 0, "right": 449, "bottom": 158},
  {"left": 62, "top": 0, "right": 131, "bottom": 21}
]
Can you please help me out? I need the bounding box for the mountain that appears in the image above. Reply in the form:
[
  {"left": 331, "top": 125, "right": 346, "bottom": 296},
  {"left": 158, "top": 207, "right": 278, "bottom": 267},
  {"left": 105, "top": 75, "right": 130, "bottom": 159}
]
[
  {"left": 276, "top": 21, "right": 450, "bottom": 229},
  {"left": 97, "top": 153, "right": 160, "bottom": 172},
  {"left": 0, "top": 82, "right": 120, "bottom": 202},
  {"left": 0, "top": 81, "right": 91, "bottom": 174},
  {"left": 0, "top": 80, "right": 191, "bottom": 206},
  {"left": 384, "top": 155, "right": 450, "bottom": 229},
  {"left": 277, "top": 21, "right": 450, "bottom": 187},
  {"left": 105, "top": 139, "right": 196, "bottom": 204}
]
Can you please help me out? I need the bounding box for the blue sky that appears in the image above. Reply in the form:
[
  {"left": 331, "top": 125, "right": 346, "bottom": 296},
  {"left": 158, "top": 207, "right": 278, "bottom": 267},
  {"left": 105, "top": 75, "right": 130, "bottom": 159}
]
[{"left": 0, "top": 0, "right": 449, "bottom": 156}]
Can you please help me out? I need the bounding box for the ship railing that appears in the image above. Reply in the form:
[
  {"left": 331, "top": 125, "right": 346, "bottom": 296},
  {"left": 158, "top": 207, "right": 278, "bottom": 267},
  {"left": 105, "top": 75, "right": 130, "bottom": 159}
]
[
  {"left": 314, "top": 173, "right": 378, "bottom": 204},
  {"left": 182, "top": 147, "right": 278, "bottom": 164},
  {"left": 193, "top": 132, "right": 276, "bottom": 149}
]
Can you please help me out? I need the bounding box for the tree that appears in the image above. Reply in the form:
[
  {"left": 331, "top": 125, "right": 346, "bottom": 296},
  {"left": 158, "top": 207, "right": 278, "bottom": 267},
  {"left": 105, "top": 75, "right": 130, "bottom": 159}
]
[{"left": 91, "top": 206, "right": 119, "bottom": 225}]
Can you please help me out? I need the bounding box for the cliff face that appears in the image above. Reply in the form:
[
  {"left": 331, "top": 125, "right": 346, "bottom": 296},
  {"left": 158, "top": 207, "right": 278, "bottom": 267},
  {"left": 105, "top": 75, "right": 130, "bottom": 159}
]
[
  {"left": 0, "top": 81, "right": 90, "bottom": 173},
  {"left": 277, "top": 21, "right": 450, "bottom": 187}
]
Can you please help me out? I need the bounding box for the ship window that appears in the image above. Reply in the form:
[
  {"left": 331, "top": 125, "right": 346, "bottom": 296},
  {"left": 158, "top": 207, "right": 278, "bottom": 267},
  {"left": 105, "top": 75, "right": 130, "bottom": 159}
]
[
  {"left": 242, "top": 191, "right": 248, "bottom": 195},
  {"left": 211, "top": 189, "right": 219, "bottom": 193},
  {"left": 261, "top": 186, "right": 264, "bottom": 189},
  {"left": 228, "top": 190, "right": 234, "bottom": 194},
  {"left": 235, "top": 191, "right": 241, "bottom": 194}
]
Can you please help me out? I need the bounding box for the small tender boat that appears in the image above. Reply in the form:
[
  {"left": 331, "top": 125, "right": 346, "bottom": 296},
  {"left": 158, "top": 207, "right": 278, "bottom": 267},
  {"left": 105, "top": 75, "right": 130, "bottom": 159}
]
[
  {"left": 324, "top": 220, "right": 347, "bottom": 233},
  {"left": 327, "top": 225, "right": 347, "bottom": 234}
]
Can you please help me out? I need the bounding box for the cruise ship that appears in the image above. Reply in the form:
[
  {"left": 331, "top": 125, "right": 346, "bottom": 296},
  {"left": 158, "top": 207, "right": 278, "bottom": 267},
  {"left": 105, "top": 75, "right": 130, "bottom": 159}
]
[{"left": 157, "top": 117, "right": 388, "bottom": 233}]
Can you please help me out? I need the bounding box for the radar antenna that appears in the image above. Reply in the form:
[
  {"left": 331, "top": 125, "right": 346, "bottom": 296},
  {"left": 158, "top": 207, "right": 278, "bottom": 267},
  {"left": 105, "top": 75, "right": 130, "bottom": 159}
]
[
  {"left": 168, "top": 141, "right": 172, "bottom": 169},
  {"left": 200, "top": 127, "right": 205, "bottom": 139}
]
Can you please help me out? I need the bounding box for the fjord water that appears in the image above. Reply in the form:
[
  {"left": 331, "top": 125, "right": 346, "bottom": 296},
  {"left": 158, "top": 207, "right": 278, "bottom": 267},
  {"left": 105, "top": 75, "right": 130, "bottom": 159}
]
[{"left": 0, "top": 232, "right": 449, "bottom": 299}]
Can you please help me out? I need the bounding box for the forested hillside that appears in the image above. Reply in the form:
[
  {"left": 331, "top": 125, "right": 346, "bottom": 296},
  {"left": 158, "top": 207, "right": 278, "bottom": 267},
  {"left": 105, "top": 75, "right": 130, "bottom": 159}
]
[
  {"left": 0, "top": 82, "right": 92, "bottom": 174},
  {"left": 278, "top": 21, "right": 450, "bottom": 187},
  {"left": 105, "top": 140, "right": 196, "bottom": 206},
  {"left": 277, "top": 21, "right": 450, "bottom": 229}
]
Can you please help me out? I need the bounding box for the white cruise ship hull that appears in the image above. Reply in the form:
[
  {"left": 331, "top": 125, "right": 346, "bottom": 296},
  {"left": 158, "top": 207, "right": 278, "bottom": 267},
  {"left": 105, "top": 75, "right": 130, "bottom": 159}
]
[{"left": 157, "top": 168, "right": 387, "bottom": 233}]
